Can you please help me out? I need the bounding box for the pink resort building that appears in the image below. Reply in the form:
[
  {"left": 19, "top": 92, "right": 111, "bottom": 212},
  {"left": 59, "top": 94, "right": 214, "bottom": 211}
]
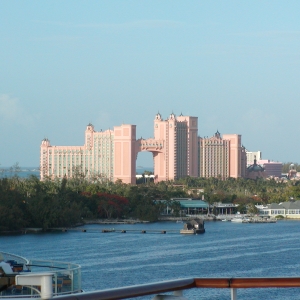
[
  {"left": 40, "top": 113, "right": 198, "bottom": 184},
  {"left": 199, "top": 131, "right": 246, "bottom": 179},
  {"left": 40, "top": 113, "right": 245, "bottom": 183},
  {"left": 40, "top": 123, "right": 137, "bottom": 184},
  {"left": 149, "top": 112, "right": 199, "bottom": 182}
]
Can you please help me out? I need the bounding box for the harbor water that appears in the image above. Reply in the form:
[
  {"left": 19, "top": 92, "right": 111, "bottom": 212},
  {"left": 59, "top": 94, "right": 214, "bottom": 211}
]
[{"left": 1, "top": 220, "right": 300, "bottom": 299}]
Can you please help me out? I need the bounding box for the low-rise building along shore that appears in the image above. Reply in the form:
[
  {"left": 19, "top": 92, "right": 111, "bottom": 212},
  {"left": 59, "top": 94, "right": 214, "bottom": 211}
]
[{"left": 257, "top": 201, "right": 300, "bottom": 219}]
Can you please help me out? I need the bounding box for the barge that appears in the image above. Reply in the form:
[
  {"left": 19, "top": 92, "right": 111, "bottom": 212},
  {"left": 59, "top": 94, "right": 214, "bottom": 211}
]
[{"left": 180, "top": 218, "right": 205, "bottom": 234}]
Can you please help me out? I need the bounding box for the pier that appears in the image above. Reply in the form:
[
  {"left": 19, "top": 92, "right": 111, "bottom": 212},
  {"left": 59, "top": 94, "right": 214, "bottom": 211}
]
[
  {"left": 83, "top": 219, "right": 150, "bottom": 225},
  {"left": 49, "top": 228, "right": 178, "bottom": 234}
]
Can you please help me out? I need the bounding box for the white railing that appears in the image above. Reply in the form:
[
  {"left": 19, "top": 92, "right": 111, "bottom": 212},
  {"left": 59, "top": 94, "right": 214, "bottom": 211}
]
[
  {"left": 0, "top": 253, "right": 81, "bottom": 298},
  {"left": 40, "top": 277, "right": 300, "bottom": 300}
]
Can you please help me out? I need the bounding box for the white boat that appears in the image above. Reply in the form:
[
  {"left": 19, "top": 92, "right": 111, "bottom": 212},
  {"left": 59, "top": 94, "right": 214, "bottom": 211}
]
[
  {"left": 242, "top": 218, "right": 251, "bottom": 223},
  {"left": 231, "top": 216, "right": 250, "bottom": 223},
  {"left": 231, "top": 216, "right": 244, "bottom": 223}
]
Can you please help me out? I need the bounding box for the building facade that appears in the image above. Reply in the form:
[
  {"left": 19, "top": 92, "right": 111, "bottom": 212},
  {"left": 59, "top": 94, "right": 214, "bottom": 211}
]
[
  {"left": 246, "top": 158, "right": 266, "bottom": 179},
  {"left": 199, "top": 131, "right": 246, "bottom": 179},
  {"left": 41, "top": 113, "right": 199, "bottom": 183},
  {"left": 148, "top": 113, "right": 198, "bottom": 182},
  {"left": 257, "top": 201, "right": 300, "bottom": 219},
  {"left": 257, "top": 160, "right": 282, "bottom": 178},
  {"left": 40, "top": 113, "right": 245, "bottom": 183},
  {"left": 246, "top": 150, "right": 262, "bottom": 166},
  {"left": 199, "top": 131, "right": 230, "bottom": 179},
  {"left": 40, "top": 123, "right": 137, "bottom": 184}
]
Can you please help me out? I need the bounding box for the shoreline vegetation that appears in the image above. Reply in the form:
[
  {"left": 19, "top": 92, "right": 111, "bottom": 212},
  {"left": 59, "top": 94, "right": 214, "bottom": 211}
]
[{"left": 1, "top": 171, "right": 300, "bottom": 233}]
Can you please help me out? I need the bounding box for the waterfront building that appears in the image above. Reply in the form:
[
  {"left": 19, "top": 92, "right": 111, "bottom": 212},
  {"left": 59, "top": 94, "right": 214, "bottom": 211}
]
[
  {"left": 40, "top": 113, "right": 198, "bottom": 183},
  {"left": 257, "top": 201, "right": 300, "bottom": 219},
  {"left": 212, "top": 202, "right": 238, "bottom": 215},
  {"left": 175, "top": 198, "right": 208, "bottom": 215},
  {"left": 157, "top": 198, "right": 209, "bottom": 215},
  {"left": 199, "top": 131, "right": 246, "bottom": 179}
]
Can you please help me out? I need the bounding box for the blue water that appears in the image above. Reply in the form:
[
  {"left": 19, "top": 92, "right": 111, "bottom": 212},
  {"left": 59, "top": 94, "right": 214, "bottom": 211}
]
[
  {"left": 0, "top": 167, "right": 153, "bottom": 179},
  {"left": 1, "top": 221, "right": 300, "bottom": 299},
  {"left": 0, "top": 168, "right": 40, "bottom": 178}
]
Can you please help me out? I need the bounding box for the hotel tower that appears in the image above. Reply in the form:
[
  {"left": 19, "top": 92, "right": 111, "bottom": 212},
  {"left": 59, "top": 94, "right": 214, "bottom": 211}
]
[
  {"left": 40, "top": 123, "right": 137, "bottom": 183},
  {"left": 199, "top": 131, "right": 247, "bottom": 179},
  {"left": 150, "top": 112, "right": 198, "bottom": 181}
]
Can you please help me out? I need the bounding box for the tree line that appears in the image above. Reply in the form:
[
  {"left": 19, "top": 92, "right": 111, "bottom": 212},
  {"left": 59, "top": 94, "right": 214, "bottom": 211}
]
[{"left": 1, "top": 172, "right": 300, "bottom": 231}]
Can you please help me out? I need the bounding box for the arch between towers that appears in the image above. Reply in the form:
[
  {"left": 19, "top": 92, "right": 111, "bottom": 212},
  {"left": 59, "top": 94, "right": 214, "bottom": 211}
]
[{"left": 135, "top": 138, "right": 166, "bottom": 182}]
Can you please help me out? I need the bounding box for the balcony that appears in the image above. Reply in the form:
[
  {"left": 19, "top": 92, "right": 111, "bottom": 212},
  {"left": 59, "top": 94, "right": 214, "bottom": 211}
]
[{"left": 44, "top": 277, "right": 300, "bottom": 300}]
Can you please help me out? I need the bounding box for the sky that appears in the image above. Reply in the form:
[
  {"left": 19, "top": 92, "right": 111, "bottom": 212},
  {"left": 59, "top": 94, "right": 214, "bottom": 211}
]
[{"left": 1, "top": 0, "right": 300, "bottom": 168}]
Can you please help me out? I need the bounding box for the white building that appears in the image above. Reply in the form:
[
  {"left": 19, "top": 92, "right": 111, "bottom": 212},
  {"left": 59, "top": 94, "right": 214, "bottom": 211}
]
[
  {"left": 246, "top": 150, "right": 262, "bottom": 166},
  {"left": 256, "top": 201, "right": 300, "bottom": 219}
]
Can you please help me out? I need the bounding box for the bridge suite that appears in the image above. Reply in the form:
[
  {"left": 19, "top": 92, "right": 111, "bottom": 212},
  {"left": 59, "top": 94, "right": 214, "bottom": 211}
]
[{"left": 138, "top": 138, "right": 164, "bottom": 152}]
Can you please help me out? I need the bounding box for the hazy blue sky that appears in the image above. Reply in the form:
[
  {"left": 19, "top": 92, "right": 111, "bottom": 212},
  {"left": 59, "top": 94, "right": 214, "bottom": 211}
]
[{"left": 1, "top": 0, "right": 300, "bottom": 167}]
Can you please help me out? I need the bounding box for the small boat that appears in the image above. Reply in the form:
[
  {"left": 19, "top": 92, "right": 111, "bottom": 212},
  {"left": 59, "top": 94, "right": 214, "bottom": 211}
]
[
  {"left": 231, "top": 216, "right": 243, "bottom": 222},
  {"left": 180, "top": 218, "right": 205, "bottom": 234},
  {"left": 221, "top": 219, "right": 229, "bottom": 222},
  {"left": 242, "top": 218, "right": 251, "bottom": 223},
  {"left": 231, "top": 216, "right": 250, "bottom": 223}
]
